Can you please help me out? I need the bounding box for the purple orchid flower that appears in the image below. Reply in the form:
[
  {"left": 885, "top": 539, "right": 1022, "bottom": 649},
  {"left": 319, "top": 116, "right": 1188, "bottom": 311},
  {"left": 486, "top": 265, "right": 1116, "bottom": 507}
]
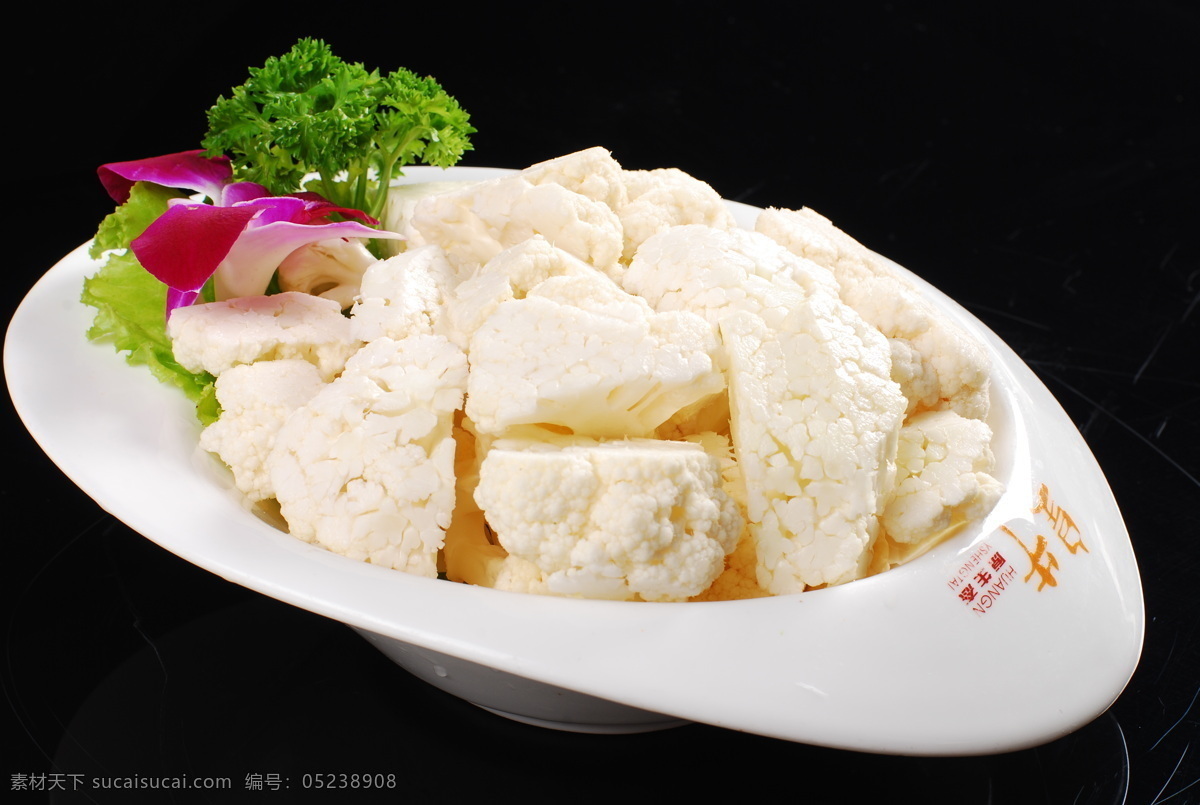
[
  {"left": 132, "top": 195, "right": 402, "bottom": 312},
  {"left": 99, "top": 150, "right": 403, "bottom": 314},
  {"left": 98, "top": 149, "right": 237, "bottom": 205}
]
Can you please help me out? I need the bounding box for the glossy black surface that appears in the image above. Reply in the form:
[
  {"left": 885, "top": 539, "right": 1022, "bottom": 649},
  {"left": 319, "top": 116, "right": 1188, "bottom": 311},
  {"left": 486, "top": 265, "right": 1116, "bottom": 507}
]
[{"left": 5, "top": 4, "right": 1197, "bottom": 802}]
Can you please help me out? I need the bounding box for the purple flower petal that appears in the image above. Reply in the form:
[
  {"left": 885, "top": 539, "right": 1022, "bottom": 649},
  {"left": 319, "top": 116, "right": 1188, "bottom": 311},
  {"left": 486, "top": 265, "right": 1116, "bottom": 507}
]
[
  {"left": 131, "top": 203, "right": 261, "bottom": 311},
  {"left": 219, "top": 181, "right": 272, "bottom": 206},
  {"left": 167, "top": 286, "right": 203, "bottom": 311},
  {"left": 287, "top": 193, "right": 381, "bottom": 225},
  {"left": 130, "top": 194, "right": 404, "bottom": 314},
  {"left": 98, "top": 150, "right": 233, "bottom": 204}
]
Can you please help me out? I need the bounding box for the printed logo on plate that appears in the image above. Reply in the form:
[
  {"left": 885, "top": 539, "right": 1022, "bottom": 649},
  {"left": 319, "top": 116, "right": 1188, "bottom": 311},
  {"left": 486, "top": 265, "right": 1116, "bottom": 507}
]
[{"left": 949, "top": 483, "right": 1090, "bottom": 615}]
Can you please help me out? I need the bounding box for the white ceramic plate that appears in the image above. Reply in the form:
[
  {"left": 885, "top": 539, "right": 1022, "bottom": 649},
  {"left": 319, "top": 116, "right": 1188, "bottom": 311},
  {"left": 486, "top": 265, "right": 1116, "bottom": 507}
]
[{"left": 4, "top": 166, "right": 1144, "bottom": 755}]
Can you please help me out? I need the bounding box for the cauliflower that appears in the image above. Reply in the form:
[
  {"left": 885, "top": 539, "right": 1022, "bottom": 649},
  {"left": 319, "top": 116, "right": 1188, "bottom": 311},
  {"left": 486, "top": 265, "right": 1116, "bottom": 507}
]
[
  {"left": 882, "top": 410, "right": 1004, "bottom": 545},
  {"left": 520, "top": 146, "right": 629, "bottom": 211},
  {"left": 172, "top": 147, "right": 1001, "bottom": 602},
  {"left": 473, "top": 436, "right": 743, "bottom": 601},
  {"left": 441, "top": 416, "right": 562, "bottom": 596},
  {"left": 622, "top": 225, "right": 841, "bottom": 328},
  {"left": 385, "top": 180, "right": 480, "bottom": 250},
  {"left": 349, "top": 245, "right": 456, "bottom": 343},
  {"left": 682, "top": 431, "right": 769, "bottom": 601},
  {"left": 277, "top": 237, "right": 380, "bottom": 309},
  {"left": 198, "top": 360, "right": 327, "bottom": 503},
  {"left": 440, "top": 236, "right": 598, "bottom": 349},
  {"left": 623, "top": 224, "right": 909, "bottom": 590},
  {"left": 618, "top": 167, "right": 736, "bottom": 262},
  {"left": 266, "top": 335, "right": 468, "bottom": 576},
  {"left": 465, "top": 272, "right": 726, "bottom": 438},
  {"left": 721, "top": 288, "right": 907, "bottom": 592},
  {"left": 755, "top": 207, "right": 990, "bottom": 419},
  {"left": 622, "top": 226, "right": 819, "bottom": 442},
  {"left": 690, "top": 532, "right": 770, "bottom": 601},
  {"left": 167, "top": 292, "right": 359, "bottom": 382},
  {"left": 407, "top": 168, "right": 623, "bottom": 279}
]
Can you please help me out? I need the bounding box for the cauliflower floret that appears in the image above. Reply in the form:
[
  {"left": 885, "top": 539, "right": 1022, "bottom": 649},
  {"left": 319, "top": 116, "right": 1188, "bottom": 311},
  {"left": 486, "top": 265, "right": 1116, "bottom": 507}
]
[
  {"left": 266, "top": 335, "right": 468, "bottom": 577},
  {"left": 622, "top": 225, "right": 840, "bottom": 329},
  {"left": 349, "top": 245, "right": 456, "bottom": 343},
  {"left": 384, "top": 180, "right": 480, "bottom": 251},
  {"left": 882, "top": 410, "right": 1004, "bottom": 544},
  {"left": 408, "top": 165, "right": 623, "bottom": 279},
  {"left": 618, "top": 167, "right": 736, "bottom": 262},
  {"left": 441, "top": 236, "right": 600, "bottom": 349},
  {"left": 474, "top": 436, "right": 743, "bottom": 601},
  {"left": 465, "top": 272, "right": 726, "bottom": 438},
  {"left": 755, "top": 207, "right": 990, "bottom": 419},
  {"left": 722, "top": 297, "right": 906, "bottom": 592},
  {"left": 167, "top": 292, "right": 360, "bottom": 382},
  {"left": 276, "top": 238, "right": 380, "bottom": 309},
  {"left": 198, "top": 360, "right": 326, "bottom": 502},
  {"left": 520, "top": 146, "right": 629, "bottom": 211}
]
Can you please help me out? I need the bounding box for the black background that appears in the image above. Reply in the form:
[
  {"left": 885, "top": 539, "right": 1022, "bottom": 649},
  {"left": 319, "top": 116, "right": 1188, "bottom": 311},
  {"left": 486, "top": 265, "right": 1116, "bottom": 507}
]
[{"left": 4, "top": 2, "right": 1197, "bottom": 802}]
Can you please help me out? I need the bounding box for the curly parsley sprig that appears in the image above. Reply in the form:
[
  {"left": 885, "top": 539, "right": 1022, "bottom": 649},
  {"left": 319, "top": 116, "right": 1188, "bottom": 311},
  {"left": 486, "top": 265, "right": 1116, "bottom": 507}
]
[{"left": 202, "top": 38, "right": 475, "bottom": 222}]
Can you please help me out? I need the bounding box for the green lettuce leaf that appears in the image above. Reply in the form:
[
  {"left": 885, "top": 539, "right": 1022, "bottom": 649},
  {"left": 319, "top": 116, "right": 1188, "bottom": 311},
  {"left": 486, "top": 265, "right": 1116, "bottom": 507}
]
[
  {"left": 82, "top": 185, "right": 219, "bottom": 425},
  {"left": 90, "top": 181, "right": 185, "bottom": 258}
]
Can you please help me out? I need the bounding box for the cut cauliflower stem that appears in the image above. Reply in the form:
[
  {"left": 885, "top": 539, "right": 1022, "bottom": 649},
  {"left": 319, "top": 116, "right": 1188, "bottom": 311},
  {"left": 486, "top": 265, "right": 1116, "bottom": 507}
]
[
  {"left": 756, "top": 207, "right": 990, "bottom": 420},
  {"left": 465, "top": 271, "right": 726, "bottom": 438},
  {"left": 199, "top": 360, "right": 326, "bottom": 503},
  {"left": 474, "top": 436, "right": 743, "bottom": 601},
  {"left": 267, "top": 335, "right": 468, "bottom": 577},
  {"left": 168, "top": 292, "right": 359, "bottom": 382},
  {"left": 277, "top": 237, "right": 379, "bottom": 310}
]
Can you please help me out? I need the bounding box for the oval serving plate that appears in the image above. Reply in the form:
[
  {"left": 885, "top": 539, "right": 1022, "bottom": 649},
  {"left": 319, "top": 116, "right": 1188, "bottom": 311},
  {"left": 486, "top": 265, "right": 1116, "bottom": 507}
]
[{"left": 4, "top": 166, "right": 1144, "bottom": 755}]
